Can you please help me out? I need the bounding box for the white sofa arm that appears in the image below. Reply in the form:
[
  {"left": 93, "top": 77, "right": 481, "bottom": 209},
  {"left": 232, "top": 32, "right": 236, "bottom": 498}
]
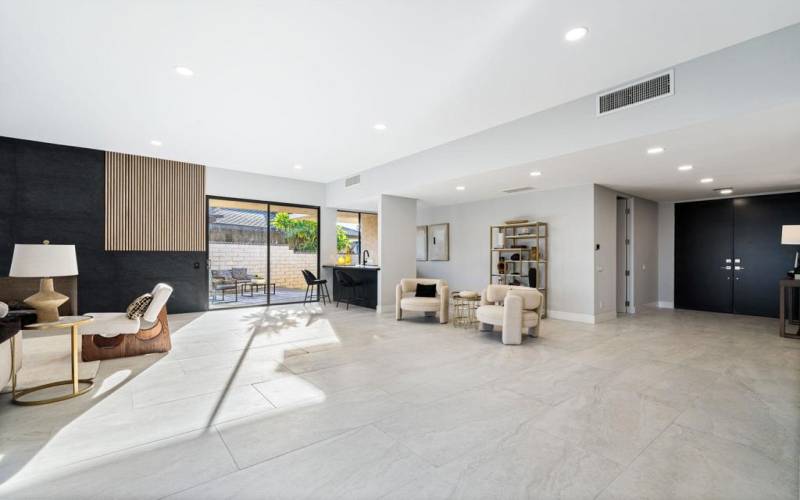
[
  {"left": 502, "top": 294, "right": 523, "bottom": 345},
  {"left": 395, "top": 283, "right": 403, "bottom": 320},
  {"left": 439, "top": 285, "right": 449, "bottom": 324}
]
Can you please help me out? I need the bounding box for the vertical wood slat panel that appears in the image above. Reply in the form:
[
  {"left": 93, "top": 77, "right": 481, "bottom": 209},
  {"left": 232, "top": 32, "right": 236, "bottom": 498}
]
[{"left": 105, "top": 152, "right": 206, "bottom": 251}]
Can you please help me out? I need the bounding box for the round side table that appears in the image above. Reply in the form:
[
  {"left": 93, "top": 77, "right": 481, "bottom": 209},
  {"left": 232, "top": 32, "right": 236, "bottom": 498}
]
[
  {"left": 452, "top": 294, "right": 481, "bottom": 328},
  {"left": 13, "top": 315, "right": 95, "bottom": 405}
]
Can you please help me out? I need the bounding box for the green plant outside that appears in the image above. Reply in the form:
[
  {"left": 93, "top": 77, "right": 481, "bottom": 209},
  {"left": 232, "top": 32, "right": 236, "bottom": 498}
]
[
  {"left": 336, "top": 225, "right": 350, "bottom": 253},
  {"left": 272, "top": 212, "right": 318, "bottom": 252}
]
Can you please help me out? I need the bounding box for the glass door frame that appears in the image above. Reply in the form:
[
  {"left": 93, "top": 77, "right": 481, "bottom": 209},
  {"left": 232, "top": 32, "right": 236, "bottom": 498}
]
[{"left": 206, "top": 195, "right": 321, "bottom": 310}]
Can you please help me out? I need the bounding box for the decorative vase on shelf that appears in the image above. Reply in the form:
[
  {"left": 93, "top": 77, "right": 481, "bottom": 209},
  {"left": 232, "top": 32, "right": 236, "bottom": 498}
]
[
  {"left": 496, "top": 231, "right": 505, "bottom": 249},
  {"left": 497, "top": 257, "right": 506, "bottom": 274},
  {"left": 528, "top": 267, "right": 537, "bottom": 288},
  {"left": 345, "top": 254, "right": 352, "bottom": 265}
]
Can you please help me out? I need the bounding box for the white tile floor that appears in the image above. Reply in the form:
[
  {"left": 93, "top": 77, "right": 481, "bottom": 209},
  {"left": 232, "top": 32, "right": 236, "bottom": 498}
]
[{"left": 0, "top": 304, "right": 798, "bottom": 499}]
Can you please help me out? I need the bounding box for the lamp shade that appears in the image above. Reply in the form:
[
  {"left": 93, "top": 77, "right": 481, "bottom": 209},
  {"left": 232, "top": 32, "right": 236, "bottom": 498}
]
[
  {"left": 9, "top": 244, "right": 78, "bottom": 277},
  {"left": 781, "top": 225, "right": 800, "bottom": 245}
]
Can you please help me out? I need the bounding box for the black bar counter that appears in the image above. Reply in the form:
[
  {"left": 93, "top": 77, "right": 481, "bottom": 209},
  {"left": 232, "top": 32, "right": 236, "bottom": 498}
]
[{"left": 321, "top": 265, "right": 380, "bottom": 309}]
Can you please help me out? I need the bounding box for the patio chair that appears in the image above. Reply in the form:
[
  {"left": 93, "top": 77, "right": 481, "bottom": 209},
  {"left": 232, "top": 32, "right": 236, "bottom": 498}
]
[
  {"left": 211, "top": 270, "right": 238, "bottom": 302},
  {"left": 230, "top": 268, "right": 254, "bottom": 285}
]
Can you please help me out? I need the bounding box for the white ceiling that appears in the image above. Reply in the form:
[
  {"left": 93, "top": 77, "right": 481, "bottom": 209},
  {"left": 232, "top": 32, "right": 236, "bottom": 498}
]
[
  {"left": 1, "top": 1, "right": 799, "bottom": 183},
  {"left": 405, "top": 101, "right": 800, "bottom": 206}
]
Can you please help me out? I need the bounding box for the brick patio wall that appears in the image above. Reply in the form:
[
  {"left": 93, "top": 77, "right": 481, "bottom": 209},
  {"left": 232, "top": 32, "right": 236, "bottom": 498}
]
[{"left": 209, "top": 243, "right": 316, "bottom": 289}]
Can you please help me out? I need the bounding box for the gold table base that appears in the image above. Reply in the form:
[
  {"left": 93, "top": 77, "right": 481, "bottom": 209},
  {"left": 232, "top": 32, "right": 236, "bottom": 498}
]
[
  {"left": 10, "top": 318, "right": 95, "bottom": 406},
  {"left": 11, "top": 378, "right": 95, "bottom": 406},
  {"left": 452, "top": 295, "right": 480, "bottom": 328}
]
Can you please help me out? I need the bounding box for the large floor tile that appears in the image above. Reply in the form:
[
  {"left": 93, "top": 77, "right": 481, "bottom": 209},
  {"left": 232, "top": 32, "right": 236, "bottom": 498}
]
[
  {"left": 639, "top": 365, "right": 721, "bottom": 410},
  {"left": 0, "top": 429, "right": 236, "bottom": 500},
  {"left": 216, "top": 386, "right": 403, "bottom": 468},
  {"left": 492, "top": 357, "right": 615, "bottom": 406},
  {"left": 168, "top": 425, "right": 434, "bottom": 500},
  {"left": 599, "top": 424, "right": 797, "bottom": 500},
  {"left": 375, "top": 386, "right": 548, "bottom": 466},
  {"left": 534, "top": 388, "right": 680, "bottom": 465},
  {"left": 675, "top": 376, "right": 800, "bottom": 464},
  {"left": 19, "top": 384, "right": 273, "bottom": 474},
  {"left": 435, "top": 418, "right": 623, "bottom": 499}
]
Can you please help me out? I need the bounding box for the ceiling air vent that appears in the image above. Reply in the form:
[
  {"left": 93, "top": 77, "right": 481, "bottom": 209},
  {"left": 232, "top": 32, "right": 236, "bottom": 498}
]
[
  {"left": 502, "top": 186, "right": 535, "bottom": 194},
  {"left": 345, "top": 174, "right": 361, "bottom": 187},
  {"left": 597, "top": 69, "right": 674, "bottom": 116}
]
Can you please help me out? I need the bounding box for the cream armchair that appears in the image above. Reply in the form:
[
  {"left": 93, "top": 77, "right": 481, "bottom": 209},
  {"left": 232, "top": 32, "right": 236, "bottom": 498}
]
[
  {"left": 476, "top": 284, "right": 543, "bottom": 345},
  {"left": 396, "top": 279, "right": 449, "bottom": 324}
]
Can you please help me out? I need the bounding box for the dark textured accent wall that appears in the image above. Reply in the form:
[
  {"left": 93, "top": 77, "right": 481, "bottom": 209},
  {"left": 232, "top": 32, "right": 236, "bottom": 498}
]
[{"left": 0, "top": 137, "right": 207, "bottom": 313}]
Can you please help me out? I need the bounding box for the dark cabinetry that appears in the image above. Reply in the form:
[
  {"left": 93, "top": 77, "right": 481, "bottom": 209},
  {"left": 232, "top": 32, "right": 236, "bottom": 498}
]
[{"left": 675, "top": 192, "right": 800, "bottom": 317}]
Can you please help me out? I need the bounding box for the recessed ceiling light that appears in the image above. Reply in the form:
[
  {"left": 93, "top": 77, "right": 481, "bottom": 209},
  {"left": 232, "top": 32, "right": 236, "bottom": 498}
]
[
  {"left": 564, "top": 27, "right": 589, "bottom": 42},
  {"left": 455, "top": 186, "right": 466, "bottom": 191},
  {"left": 373, "top": 123, "right": 387, "bottom": 131},
  {"left": 529, "top": 171, "right": 542, "bottom": 177},
  {"left": 174, "top": 66, "right": 194, "bottom": 77},
  {"left": 150, "top": 140, "right": 162, "bottom": 146},
  {"left": 647, "top": 146, "right": 665, "bottom": 155},
  {"left": 700, "top": 177, "right": 714, "bottom": 183},
  {"left": 677, "top": 164, "right": 693, "bottom": 171},
  {"left": 717, "top": 188, "right": 734, "bottom": 195},
  {"left": 293, "top": 164, "right": 303, "bottom": 170}
]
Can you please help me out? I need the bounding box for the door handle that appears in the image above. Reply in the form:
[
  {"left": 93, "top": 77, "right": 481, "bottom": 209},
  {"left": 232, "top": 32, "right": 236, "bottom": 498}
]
[
  {"left": 734, "top": 265, "right": 744, "bottom": 271},
  {"left": 720, "top": 265, "right": 732, "bottom": 270}
]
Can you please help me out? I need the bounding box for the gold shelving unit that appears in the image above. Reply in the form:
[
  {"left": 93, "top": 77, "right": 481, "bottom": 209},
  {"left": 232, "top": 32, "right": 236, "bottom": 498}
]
[{"left": 489, "top": 221, "right": 548, "bottom": 317}]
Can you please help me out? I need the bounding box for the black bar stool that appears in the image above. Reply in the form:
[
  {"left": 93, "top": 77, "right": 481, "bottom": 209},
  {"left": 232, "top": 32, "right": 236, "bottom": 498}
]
[
  {"left": 302, "top": 270, "right": 331, "bottom": 305},
  {"left": 334, "top": 270, "right": 363, "bottom": 310}
]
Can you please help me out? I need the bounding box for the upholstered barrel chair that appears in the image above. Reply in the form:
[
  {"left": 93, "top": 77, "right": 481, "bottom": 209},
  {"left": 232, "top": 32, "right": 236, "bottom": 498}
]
[
  {"left": 395, "top": 278, "right": 449, "bottom": 324},
  {"left": 476, "top": 284, "right": 543, "bottom": 345},
  {"left": 81, "top": 283, "right": 173, "bottom": 361}
]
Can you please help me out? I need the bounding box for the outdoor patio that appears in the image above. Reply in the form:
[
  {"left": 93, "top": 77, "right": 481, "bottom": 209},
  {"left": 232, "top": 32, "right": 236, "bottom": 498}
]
[{"left": 209, "top": 286, "right": 315, "bottom": 309}]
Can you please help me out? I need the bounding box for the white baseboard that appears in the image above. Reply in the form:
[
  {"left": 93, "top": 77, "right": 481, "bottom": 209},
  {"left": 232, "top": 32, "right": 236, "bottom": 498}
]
[
  {"left": 548, "top": 310, "right": 598, "bottom": 324},
  {"left": 594, "top": 311, "right": 618, "bottom": 323},
  {"left": 656, "top": 301, "right": 674, "bottom": 309}
]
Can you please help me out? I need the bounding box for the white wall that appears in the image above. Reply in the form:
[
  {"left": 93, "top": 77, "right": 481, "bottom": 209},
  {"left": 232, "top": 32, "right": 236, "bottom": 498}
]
[
  {"left": 207, "top": 167, "right": 326, "bottom": 206},
  {"left": 657, "top": 202, "right": 676, "bottom": 307},
  {"left": 378, "top": 195, "right": 417, "bottom": 312},
  {"left": 594, "top": 185, "right": 618, "bottom": 321},
  {"left": 417, "top": 184, "right": 596, "bottom": 322},
  {"left": 630, "top": 197, "right": 659, "bottom": 309}
]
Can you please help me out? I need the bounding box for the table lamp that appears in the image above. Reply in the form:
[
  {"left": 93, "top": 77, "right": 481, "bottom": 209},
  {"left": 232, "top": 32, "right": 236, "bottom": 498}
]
[
  {"left": 9, "top": 241, "right": 78, "bottom": 322},
  {"left": 781, "top": 225, "right": 800, "bottom": 278}
]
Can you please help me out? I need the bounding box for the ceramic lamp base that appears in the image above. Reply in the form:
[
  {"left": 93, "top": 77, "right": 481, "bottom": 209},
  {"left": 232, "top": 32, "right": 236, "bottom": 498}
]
[{"left": 24, "top": 278, "right": 68, "bottom": 323}]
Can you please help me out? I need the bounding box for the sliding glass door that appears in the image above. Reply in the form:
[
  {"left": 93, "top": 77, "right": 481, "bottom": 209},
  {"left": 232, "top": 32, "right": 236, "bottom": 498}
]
[
  {"left": 207, "top": 196, "right": 320, "bottom": 309},
  {"left": 269, "top": 203, "right": 320, "bottom": 304}
]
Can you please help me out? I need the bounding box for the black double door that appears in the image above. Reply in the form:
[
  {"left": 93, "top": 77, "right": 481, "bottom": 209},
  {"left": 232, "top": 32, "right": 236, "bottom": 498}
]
[{"left": 675, "top": 192, "right": 800, "bottom": 317}]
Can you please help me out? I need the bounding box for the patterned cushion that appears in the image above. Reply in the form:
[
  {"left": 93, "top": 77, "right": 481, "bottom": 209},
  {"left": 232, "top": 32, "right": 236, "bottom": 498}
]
[{"left": 126, "top": 293, "right": 153, "bottom": 320}]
